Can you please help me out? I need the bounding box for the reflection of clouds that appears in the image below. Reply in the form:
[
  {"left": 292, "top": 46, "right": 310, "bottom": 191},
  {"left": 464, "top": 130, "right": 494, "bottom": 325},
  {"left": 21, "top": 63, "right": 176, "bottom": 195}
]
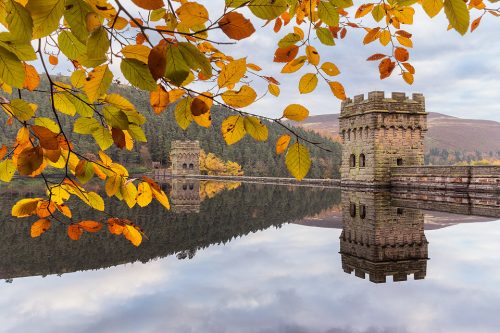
[{"left": 2, "top": 221, "right": 500, "bottom": 332}]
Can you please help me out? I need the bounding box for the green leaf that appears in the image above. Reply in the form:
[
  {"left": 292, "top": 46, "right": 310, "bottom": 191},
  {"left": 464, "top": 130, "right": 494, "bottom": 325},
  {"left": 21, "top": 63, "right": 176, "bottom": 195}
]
[
  {"left": 65, "top": 0, "right": 94, "bottom": 42},
  {"left": 35, "top": 117, "right": 60, "bottom": 133},
  {"left": 316, "top": 27, "right": 335, "bottom": 46},
  {"left": 0, "top": 159, "right": 16, "bottom": 182},
  {"left": 178, "top": 42, "right": 212, "bottom": 77},
  {"left": 6, "top": 0, "right": 33, "bottom": 42},
  {"left": 0, "top": 37, "right": 37, "bottom": 61},
  {"left": 59, "top": 30, "right": 86, "bottom": 60},
  {"left": 443, "top": 0, "right": 469, "bottom": 35},
  {"left": 165, "top": 44, "right": 191, "bottom": 86},
  {"left": 92, "top": 126, "right": 113, "bottom": 150},
  {"left": 248, "top": 0, "right": 287, "bottom": 20},
  {"left": 127, "top": 124, "right": 147, "bottom": 142},
  {"left": 318, "top": 1, "right": 340, "bottom": 26},
  {"left": 75, "top": 160, "right": 95, "bottom": 184},
  {"left": 278, "top": 33, "right": 301, "bottom": 48},
  {"left": 4, "top": 99, "right": 34, "bottom": 121},
  {"left": 87, "top": 26, "right": 109, "bottom": 60},
  {"left": 103, "top": 105, "right": 130, "bottom": 130},
  {"left": 174, "top": 97, "right": 193, "bottom": 130},
  {"left": 330, "top": 0, "right": 353, "bottom": 8},
  {"left": 26, "top": 0, "right": 65, "bottom": 38},
  {"left": 285, "top": 142, "right": 311, "bottom": 181},
  {"left": 225, "top": 0, "right": 249, "bottom": 7},
  {"left": 120, "top": 58, "right": 157, "bottom": 91},
  {"left": 74, "top": 117, "right": 100, "bottom": 134},
  {"left": 0, "top": 45, "right": 24, "bottom": 88},
  {"left": 371, "top": 4, "right": 385, "bottom": 22}
]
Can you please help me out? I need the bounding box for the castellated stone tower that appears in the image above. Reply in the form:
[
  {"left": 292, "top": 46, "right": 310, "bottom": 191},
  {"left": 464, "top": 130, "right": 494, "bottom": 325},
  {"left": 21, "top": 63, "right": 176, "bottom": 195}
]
[
  {"left": 170, "top": 179, "right": 201, "bottom": 213},
  {"left": 339, "top": 91, "right": 427, "bottom": 186},
  {"left": 170, "top": 140, "right": 201, "bottom": 175},
  {"left": 340, "top": 191, "right": 428, "bottom": 283}
]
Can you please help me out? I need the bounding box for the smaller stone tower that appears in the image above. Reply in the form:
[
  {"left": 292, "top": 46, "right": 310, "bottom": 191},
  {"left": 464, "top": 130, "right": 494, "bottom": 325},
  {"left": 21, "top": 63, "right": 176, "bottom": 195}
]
[
  {"left": 170, "top": 179, "right": 201, "bottom": 213},
  {"left": 339, "top": 191, "right": 428, "bottom": 283},
  {"left": 339, "top": 91, "right": 427, "bottom": 186},
  {"left": 170, "top": 140, "right": 201, "bottom": 175}
]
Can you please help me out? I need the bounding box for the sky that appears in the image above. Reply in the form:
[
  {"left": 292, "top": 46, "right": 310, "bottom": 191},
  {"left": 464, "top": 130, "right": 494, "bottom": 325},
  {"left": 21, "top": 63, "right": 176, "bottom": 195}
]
[
  {"left": 50, "top": 1, "right": 500, "bottom": 121},
  {"left": 195, "top": 1, "right": 500, "bottom": 121}
]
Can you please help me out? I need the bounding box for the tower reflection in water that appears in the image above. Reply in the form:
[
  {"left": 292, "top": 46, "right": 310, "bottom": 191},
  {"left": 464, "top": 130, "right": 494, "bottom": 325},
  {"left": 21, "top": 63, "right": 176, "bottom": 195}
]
[{"left": 339, "top": 191, "right": 429, "bottom": 283}]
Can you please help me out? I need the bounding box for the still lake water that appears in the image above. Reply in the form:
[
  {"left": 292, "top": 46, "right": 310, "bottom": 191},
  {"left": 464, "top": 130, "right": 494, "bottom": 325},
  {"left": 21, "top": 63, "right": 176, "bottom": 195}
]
[{"left": 1, "top": 181, "right": 499, "bottom": 333}]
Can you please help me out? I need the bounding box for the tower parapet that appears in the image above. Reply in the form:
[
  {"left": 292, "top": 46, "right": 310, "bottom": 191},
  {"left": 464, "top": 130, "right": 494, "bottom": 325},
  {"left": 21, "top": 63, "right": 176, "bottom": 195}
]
[{"left": 339, "top": 91, "right": 427, "bottom": 186}]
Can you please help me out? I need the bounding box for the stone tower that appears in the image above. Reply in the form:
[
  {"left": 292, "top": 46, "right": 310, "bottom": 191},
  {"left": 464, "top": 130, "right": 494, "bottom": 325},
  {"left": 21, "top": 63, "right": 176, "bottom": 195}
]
[
  {"left": 339, "top": 91, "right": 427, "bottom": 186},
  {"left": 339, "top": 190, "right": 428, "bottom": 283},
  {"left": 170, "top": 179, "right": 201, "bottom": 213},
  {"left": 170, "top": 140, "right": 201, "bottom": 175}
]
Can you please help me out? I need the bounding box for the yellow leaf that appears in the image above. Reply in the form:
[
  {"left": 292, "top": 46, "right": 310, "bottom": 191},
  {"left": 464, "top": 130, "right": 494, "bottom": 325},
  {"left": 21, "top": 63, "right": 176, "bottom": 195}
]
[
  {"left": 121, "top": 181, "right": 137, "bottom": 208},
  {"left": 379, "top": 30, "right": 391, "bottom": 46},
  {"left": 283, "top": 104, "right": 309, "bottom": 122},
  {"left": 137, "top": 182, "right": 153, "bottom": 207},
  {"left": 0, "top": 159, "right": 16, "bottom": 182},
  {"left": 281, "top": 56, "right": 306, "bottom": 73},
  {"left": 152, "top": 188, "right": 170, "bottom": 210},
  {"left": 298, "top": 73, "right": 318, "bottom": 94},
  {"left": 268, "top": 83, "right": 280, "bottom": 97},
  {"left": 221, "top": 115, "right": 246, "bottom": 145},
  {"left": 12, "top": 198, "right": 43, "bottom": 217},
  {"left": 221, "top": 85, "right": 257, "bottom": 108},
  {"left": 176, "top": 2, "right": 208, "bottom": 28},
  {"left": 217, "top": 58, "right": 247, "bottom": 88},
  {"left": 121, "top": 44, "right": 151, "bottom": 64},
  {"left": 402, "top": 71, "right": 414, "bottom": 85},
  {"left": 123, "top": 224, "right": 142, "bottom": 246},
  {"left": 306, "top": 45, "right": 320, "bottom": 66},
  {"left": 31, "top": 219, "right": 51, "bottom": 238},
  {"left": 70, "top": 69, "right": 86, "bottom": 88},
  {"left": 444, "top": 0, "right": 470, "bottom": 35},
  {"left": 276, "top": 134, "right": 291, "bottom": 154},
  {"left": 396, "top": 35, "right": 413, "bottom": 48},
  {"left": 26, "top": 0, "right": 65, "bottom": 38},
  {"left": 285, "top": 142, "right": 311, "bottom": 181},
  {"left": 84, "top": 64, "right": 113, "bottom": 102},
  {"left": 105, "top": 174, "right": 121, "bottom": 196},
  {"left": 328, "top": 81, "right": 347, "bottom": 100},
  {"left": 174, "top": 97, "right": 193, "bottom": 130},
  {"left": 422, "top": 0, "right": 443, "bottom": 18},
  {"left": 320, "top": 62, "right": 340, "bottom": 76},
  {"left": 244, "top": 116, "right": 268, "bottom": 141}
]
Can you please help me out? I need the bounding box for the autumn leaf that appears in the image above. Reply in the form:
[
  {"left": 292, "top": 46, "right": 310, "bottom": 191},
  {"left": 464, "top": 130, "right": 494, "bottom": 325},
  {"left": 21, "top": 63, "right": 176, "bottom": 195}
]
[
  {"left": 285, "top": 142, "right": 311, "bottom": 181},
  {"left": 68, "top": 224, "right": 83, "bottom": 240},
  {"left": 283, "top": 104, "right": 309, "bottom": 122},
  {"left": 31, "top": 219, "right": 51, "bottom": 238},
  {"left": 276, "top": 134, "right": 291, "bottom": 154},
  {"left": 131, "top": 0, "right": 164, "bottom": 10},
  {"left": 298, "top": 73, "right": 318, "bottom": 94},
  {"left": 221, "top": 115, "right": 246, "bottom": 145},
  {"left": 394, "top": 47, "right": 410, "bottom": 62},
  {"left": 328, "top": 81, "right": 347, "bottom": 100},
  {"left": 219, "top": 12, "right": 255, "bottom": 40},
  {"left": 221, "top": 86, "right": 257, "bottom": 108}
]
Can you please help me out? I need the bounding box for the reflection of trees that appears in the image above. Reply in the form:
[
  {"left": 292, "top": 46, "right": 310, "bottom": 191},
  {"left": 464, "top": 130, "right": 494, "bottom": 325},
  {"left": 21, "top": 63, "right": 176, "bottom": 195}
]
[{"left": 0, "top": 183, "right": 340, "bottom": 280}]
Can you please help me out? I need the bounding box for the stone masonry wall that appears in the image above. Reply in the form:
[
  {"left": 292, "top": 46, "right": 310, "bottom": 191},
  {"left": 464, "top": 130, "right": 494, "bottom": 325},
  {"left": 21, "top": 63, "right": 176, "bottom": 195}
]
[
  {"left": 391, "top": 166, "right": 500, "bottom": 193},
  {"left": 170, "top": 140, "right": 201, "bottom": 175}
]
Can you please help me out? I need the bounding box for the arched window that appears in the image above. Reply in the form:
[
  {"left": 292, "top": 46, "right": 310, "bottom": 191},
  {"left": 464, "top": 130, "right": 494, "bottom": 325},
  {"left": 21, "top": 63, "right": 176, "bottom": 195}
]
[
  {"left": 182, "top": 184, "right": 188, "bottom": 190},
  {"left": 182, "top": 163, "right": 187, "bottom": 169},
  {"left": 360, "top": 205, "right": 366, "bottom": 219},
  {"left": 189, "top": 163, "right": 194, "bottom": 169},
  {"left": 349, "top": 154, "right": 356, "bottom": 167},
  {"left": 397, "top": 158, "right": 403, "bottom": 166},
  {"left": 359, "top": 154, "right": 366, "bottom": 167},
  {"left": 189, "top": 184, "right": 194, "bottom": 190},
  {"left": 349, "top": 203, "right": 356, "bottom": 217}
]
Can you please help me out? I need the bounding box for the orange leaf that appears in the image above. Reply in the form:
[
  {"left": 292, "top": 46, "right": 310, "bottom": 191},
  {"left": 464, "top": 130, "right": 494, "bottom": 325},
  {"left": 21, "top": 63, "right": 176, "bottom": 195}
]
[
  {"left": 150, "top": 85, "right": 170, "bottom": 114},
  {"left": 219, "top": 12, "right": 255, "bottom": 40},
  {"left": 273, "top": 17, "right": 282, "bottom": 33},
  {"left": 148, "top": 43, "right": 167, "bottom": 81},
  {"left": 131, "top": 0, "right": 164, "bottom": 10},
  {"left": 367, "top": 53, "right": 386, "bottom": 61},
  {"left": 471, "top": 17, "right": 481, "bottom": 32},
  {"left": 23, "top": 64, "right": 40, "bottom": 91},
  {"left": 363, "top": 28, "right": 380, "bottom": 44},
  {"left": 79, "top": 220, "right": 103, "bottom": 233},
  {"left": 395, "top": 30, "right": 412, "bottom": 38},
  {"left": 379, "top": 58, "right": 396, "bottom": 79},
  {"left": 394, "top": 47, "right": 409, "bottom": 62},
  {"left": 68, "top": 224, "right": 83, "bottom": 240},
  {"left": 31, "top": 219, "right": 51, "bottom": 238},
  {"left": 276, "top": 134, "right": 291, "bottom": 154},
  {"left": 274, "top": 45, "right": 299, "bottom": 63},
  {"left": 328, "top": 81, "right": 346, "bottom": 100},
  {"left": 355, "top": 4, "right": 374, "bottom": 18},
  {"left": 31, "top": 125, "right": 60, "bottom": 150},
  {"left": 402, "top": 62, "right": 415, "bottom": 74},
  {"left": 49, "top": 55, "right": 58, "bottom": 65}
]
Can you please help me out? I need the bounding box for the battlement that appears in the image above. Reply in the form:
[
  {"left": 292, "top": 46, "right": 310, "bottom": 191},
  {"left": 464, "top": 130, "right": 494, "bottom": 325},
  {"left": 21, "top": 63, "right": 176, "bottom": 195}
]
[
  {"left": 171, "top": 140, "right": 201, "bottom": 150},
  {"left": 340, "top": 91, "right": 425, "bottom": 118}
]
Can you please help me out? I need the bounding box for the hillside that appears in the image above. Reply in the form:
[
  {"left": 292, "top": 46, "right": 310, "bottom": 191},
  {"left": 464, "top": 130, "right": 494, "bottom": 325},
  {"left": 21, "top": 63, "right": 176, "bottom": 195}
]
[
  {"left": 291, "top": 112, "right": 500, "bottom": 165},
  {"left": 0, "top": 79, "right": 341, "bottom": 179}
]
